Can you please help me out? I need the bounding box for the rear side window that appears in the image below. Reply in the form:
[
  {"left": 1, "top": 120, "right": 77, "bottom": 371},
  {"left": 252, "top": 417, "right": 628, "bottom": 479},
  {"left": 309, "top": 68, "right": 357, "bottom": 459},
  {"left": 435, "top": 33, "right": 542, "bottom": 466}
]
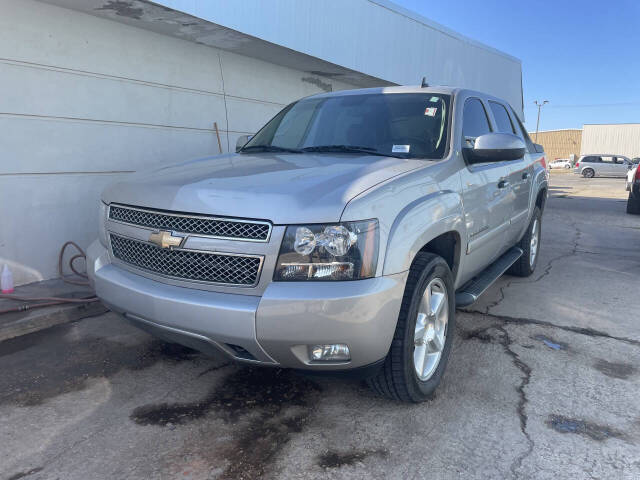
[
  {"left": 582, "top": 156, "right": 600, "bottom": 163},
  {"left": 489, "top": 101, "right": 515, "bottom": 134},
  {"left": 462, "top": 98, "right": 491, "bottom": 146},
  {"left": 508, "top": 106, "right": 536, "bottom": 153}
]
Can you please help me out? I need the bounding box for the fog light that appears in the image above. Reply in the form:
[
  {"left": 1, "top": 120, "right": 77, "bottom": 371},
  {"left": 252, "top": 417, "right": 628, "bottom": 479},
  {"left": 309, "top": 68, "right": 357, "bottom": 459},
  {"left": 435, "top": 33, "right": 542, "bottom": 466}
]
[{"left": 310, "top": 344, "right": 351, "bottom": 362}]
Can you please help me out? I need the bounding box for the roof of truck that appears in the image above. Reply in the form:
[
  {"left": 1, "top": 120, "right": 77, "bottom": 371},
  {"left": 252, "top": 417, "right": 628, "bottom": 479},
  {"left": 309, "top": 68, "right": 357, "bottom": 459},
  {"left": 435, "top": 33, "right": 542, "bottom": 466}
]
[
  {"left": 307, "top": 85, "right": 461, "bottom": 99},
  {"left": 304, "top": 86, "right": 516, "bottom": 108}
]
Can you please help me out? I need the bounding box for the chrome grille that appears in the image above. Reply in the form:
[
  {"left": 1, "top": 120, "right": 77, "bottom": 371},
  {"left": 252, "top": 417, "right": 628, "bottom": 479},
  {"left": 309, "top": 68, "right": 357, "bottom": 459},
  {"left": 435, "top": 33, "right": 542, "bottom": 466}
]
[
  {"left": 110, "top": 234, "right": 262, "bottom": 286},
  {"left": 109, "top": 205, "right": 271, "bottom": 242}
]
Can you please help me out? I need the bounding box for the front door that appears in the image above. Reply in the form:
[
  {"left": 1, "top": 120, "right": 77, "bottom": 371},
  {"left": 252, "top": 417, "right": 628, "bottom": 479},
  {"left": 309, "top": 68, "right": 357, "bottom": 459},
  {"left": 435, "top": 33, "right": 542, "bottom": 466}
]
[
  {"left": 460, "top": 98, "right": 513, "bottom": 280},
  {"left": 613, "top": 157, "right": 632, "bottom": 177}
]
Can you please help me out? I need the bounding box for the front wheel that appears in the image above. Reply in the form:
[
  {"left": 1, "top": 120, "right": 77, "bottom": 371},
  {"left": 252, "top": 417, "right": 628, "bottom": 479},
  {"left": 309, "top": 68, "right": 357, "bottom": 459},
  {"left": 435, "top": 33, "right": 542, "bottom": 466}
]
[
  {"left": 583, "top": 168, "right": 595, "bottom": 178},
  {"left": 508, "top": 207, "right": 542, "bottom": 277},
  {"left": 367, "top": 252, "right": 455, "bottom": 402}
]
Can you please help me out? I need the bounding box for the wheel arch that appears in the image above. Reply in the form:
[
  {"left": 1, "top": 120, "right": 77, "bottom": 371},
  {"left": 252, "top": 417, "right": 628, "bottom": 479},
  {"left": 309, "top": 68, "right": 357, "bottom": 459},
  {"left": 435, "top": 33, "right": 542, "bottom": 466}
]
[
  {"left": 414, "top": 231, "right": 461, "bottom": 283},
  {"left": 382, "top": 190, "right": 465, "bottom": 283}
]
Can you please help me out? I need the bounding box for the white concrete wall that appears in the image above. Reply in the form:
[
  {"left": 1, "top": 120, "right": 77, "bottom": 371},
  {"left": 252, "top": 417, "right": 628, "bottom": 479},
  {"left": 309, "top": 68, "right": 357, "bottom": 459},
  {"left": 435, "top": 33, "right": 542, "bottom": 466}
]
[
  {"left": 580, "top": 124, "right": 640, "bottom": 159},
  {"left": 0, "top": 0, "right": 358, "bottom": 285}
]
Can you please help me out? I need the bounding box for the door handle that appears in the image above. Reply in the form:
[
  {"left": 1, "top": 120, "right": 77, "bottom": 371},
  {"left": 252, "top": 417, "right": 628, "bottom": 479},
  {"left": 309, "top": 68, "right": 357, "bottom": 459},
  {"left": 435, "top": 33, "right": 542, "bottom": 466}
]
[
  {"left": 498, "top": 179, "right": 510, "bottom": 189},
  {"left": 522, "top": 172, "right": 530, "bottom": 180}
]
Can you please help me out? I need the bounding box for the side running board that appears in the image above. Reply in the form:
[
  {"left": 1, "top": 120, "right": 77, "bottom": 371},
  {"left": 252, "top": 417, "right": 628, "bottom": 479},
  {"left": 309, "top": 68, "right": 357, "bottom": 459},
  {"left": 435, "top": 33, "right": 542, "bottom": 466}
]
[{"left": 455, "top": 247, "right": 523, "bottom": 307}]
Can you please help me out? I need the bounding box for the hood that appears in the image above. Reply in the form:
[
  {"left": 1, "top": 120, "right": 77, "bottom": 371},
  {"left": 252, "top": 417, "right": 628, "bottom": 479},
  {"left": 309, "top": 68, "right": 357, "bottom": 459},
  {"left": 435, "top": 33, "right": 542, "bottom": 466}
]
[{"left": 102, "top": 153, "right": 427, "bottom": 224}]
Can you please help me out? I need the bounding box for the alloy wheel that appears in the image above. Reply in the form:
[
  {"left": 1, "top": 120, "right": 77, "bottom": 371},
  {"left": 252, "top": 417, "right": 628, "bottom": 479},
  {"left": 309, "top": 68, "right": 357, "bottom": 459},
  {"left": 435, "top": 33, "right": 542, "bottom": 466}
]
[
  {"left": 413, "top": 278, "right": 449, "bottom": 381},
  {"left": 530, "top": 218, "right": 540, "bottom": 267}
]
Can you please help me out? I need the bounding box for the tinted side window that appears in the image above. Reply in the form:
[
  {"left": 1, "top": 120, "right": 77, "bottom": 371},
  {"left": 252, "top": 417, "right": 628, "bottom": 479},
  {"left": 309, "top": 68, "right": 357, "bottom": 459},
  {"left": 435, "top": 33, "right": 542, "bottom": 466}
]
[
  {"left": 489, "top": 101, "right": 515, "bottom": 133},
  {"left": 462, "top": 98, "right": 491, "bottom": 146},
  {"left": 582, "top": 156, "right": 599, "bottom": 163},
  {"left": 508, "top": 105, "right": 536, "bottom": 153}
]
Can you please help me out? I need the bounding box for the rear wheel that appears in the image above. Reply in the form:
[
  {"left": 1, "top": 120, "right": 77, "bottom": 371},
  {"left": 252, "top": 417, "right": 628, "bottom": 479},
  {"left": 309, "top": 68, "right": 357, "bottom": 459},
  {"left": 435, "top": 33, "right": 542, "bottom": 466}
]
[
  {"left": 367, "top": 252, "right": 455, "bottom": 402},
  {"left": 508, "top": 207, "right": 541, "bottom": 277},
  {"left": 583, "top": 168, "right": 595, "bottom": 178},
  {"left": 627, "top": 193, "right": 640, "bottom": 215}
]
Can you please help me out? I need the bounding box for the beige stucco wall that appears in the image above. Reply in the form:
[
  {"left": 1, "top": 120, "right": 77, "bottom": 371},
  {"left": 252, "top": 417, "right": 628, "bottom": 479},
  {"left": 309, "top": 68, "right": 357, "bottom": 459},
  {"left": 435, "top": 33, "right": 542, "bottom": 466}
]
[{"left": 532, "top": 129, "right": 583, "bottom": 161}]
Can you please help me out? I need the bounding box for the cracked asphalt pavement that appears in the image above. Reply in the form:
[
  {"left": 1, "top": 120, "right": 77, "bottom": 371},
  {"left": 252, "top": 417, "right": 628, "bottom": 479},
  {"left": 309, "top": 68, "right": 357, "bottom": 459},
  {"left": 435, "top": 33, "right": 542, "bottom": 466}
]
[{"left": 2, "top": 174, "right": 639, "bottom": 479}]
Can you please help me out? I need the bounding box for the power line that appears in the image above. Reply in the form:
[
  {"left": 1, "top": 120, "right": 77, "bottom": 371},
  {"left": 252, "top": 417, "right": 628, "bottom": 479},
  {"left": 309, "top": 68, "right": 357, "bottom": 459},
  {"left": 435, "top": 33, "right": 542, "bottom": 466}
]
[{"left": 524, "top": 101, "right": 640, "bottom": 109}]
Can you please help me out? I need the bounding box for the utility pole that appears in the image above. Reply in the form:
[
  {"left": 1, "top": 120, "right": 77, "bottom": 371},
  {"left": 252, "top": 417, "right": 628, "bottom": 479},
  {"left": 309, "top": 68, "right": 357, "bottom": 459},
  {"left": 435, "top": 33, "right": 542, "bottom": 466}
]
[{"left": 534, "top": 100, "right": 548, "bottom": 142}]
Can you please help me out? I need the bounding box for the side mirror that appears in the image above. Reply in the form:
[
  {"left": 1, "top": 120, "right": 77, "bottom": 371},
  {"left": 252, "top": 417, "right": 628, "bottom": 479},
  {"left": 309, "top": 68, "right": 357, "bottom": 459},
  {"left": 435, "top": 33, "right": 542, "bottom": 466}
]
[
  {"left": 235, "top": 134, "right": 252, "bottom": 152},
  {"left": 463, "top": 133, "right": 526, "bottom": 164}
]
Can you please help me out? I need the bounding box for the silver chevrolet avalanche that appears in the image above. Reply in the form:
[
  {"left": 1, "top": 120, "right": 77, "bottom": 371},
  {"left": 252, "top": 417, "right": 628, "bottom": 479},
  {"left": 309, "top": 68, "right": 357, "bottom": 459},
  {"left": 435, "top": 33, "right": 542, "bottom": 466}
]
[{"left": 87, "top": 86, "right": 548, "bottom": 402}]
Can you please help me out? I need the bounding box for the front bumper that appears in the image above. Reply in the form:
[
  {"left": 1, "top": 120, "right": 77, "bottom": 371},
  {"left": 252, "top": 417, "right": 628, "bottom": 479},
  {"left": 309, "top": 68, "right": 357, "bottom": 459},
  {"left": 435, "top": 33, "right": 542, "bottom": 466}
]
[{"left": 87, "top": 240, "right": 406, "bottom": 370}]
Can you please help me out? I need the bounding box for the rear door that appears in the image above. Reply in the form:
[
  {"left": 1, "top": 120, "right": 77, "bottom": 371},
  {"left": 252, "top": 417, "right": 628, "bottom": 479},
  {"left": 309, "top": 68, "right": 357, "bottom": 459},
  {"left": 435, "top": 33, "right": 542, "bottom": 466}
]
[
  {"left": 460, "top": 97, "right": 513, "bottom": 278},
  {"left": 488, "top": 101, "right": 532, "bottom": 245},
  {"left": 599, "top": 156, "right": 617, "bottom": 176}
]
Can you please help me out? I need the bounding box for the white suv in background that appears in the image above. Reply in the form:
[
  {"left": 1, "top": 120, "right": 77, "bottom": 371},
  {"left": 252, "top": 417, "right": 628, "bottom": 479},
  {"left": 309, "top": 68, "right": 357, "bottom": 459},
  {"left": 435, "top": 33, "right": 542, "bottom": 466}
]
[
  {"left": 574, "top": 154, "right": 633, "bottom": 178},
  {"left": 549, "top": 158, "right": 572, "bottom": 169}
]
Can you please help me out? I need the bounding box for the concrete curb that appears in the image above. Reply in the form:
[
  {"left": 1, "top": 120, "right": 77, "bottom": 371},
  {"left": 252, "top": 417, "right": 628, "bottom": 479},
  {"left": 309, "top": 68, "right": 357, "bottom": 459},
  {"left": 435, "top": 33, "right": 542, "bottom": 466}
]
[
  {"left": 0, "top": 301, "right": 108, "bottom": 342},
  {"left": 0, "top": 277, "right": 109, "bottom": 342}
]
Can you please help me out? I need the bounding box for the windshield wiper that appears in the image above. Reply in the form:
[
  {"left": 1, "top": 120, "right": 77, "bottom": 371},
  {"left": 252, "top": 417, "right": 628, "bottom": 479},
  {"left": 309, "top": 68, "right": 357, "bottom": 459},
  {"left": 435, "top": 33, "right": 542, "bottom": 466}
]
[
  {"left": 240, "top": 145, "right": 303, "bottom": 153},
  {"left": 301, "top": 145, "right": 404, "bottom": 158}
]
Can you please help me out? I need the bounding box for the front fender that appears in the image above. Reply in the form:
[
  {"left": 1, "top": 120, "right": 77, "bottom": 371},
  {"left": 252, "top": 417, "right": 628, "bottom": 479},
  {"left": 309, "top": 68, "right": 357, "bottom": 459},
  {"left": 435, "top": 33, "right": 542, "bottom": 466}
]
[{"left": 382, "top": 191, "right": 465, "bottom": 276}]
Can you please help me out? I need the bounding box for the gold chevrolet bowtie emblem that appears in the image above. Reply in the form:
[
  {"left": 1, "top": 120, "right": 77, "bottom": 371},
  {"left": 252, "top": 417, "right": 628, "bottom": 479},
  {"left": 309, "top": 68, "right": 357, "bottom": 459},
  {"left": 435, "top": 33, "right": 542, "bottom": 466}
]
[{"left": 148, "top": 231, "right": 184, "bottom": 249}]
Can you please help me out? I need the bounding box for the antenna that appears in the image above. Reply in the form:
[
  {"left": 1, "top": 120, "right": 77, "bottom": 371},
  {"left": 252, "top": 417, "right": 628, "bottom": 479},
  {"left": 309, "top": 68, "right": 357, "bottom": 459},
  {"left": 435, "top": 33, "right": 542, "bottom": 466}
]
[{"left": 421, "top": 77, "right": 429, "bottom": 88}]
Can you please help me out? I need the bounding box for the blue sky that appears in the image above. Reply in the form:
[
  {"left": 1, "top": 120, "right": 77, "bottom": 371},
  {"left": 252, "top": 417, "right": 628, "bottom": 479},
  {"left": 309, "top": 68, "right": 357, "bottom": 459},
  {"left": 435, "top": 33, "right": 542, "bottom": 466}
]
[{"left": 394, "top": 0, "right": 640, "bottom": 132}]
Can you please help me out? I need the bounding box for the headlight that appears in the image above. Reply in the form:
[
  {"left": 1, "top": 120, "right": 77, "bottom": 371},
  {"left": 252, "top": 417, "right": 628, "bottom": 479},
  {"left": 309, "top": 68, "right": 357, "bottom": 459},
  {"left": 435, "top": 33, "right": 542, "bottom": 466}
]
[
  {"left": 274, "top": 220, "right": 379, "bottom": 281},
  {"left": 98, "top": 201, "right": 108, "bottom": 247}
]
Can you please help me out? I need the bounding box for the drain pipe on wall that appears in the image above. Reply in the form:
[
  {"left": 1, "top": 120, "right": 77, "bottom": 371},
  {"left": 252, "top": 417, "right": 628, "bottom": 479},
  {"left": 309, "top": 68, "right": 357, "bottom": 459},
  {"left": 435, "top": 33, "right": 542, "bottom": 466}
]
[{"left": 0, "top": 242, "right": 99, "bottom": 315}]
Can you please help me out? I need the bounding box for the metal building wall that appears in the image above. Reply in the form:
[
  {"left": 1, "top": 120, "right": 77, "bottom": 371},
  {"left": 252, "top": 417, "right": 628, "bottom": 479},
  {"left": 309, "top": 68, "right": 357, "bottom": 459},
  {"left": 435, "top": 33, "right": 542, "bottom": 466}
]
[
  {"left": 151, "top": 0, "right": 525, "bottom": 118},
  {"left": 533, "top": 129, "right": 582, "bottom": 161},
  {"left": 2, "top": 0, "right": 523, "bottom": 285},
  {"left": 0, "top": 0, "right": 358, "bottom": 285},
  {"left": 581, "top": 124, "right": 640, "bottom": 158}
]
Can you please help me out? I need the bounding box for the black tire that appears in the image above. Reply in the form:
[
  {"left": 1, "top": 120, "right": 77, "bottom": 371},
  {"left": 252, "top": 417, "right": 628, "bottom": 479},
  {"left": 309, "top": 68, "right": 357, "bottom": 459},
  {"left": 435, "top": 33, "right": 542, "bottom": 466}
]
[
  {"left": 583, "top": 168, "right": 595, "bottom": 178},
  {"left": 627, "top": 193, "right": 640, "bottom": 215},
  {"left": 508, "top": 207, "right": 542, "bottom": 277},
  {"left": 367, "top": 252, "right": 456, "bottom": 402}
]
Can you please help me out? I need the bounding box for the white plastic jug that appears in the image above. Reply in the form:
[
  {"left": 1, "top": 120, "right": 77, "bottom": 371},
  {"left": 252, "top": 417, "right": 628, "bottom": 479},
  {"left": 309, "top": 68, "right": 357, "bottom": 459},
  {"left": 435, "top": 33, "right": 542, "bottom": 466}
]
[{"left": 1, "top": 264, "right": 14, "bottom": 293}]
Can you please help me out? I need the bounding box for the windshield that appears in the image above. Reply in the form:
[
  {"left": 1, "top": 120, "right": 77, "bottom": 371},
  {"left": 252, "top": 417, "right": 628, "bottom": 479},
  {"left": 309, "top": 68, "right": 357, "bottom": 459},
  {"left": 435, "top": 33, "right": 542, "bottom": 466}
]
[{"left": 242, "top": 93, "right": 451, "bottom": 159}]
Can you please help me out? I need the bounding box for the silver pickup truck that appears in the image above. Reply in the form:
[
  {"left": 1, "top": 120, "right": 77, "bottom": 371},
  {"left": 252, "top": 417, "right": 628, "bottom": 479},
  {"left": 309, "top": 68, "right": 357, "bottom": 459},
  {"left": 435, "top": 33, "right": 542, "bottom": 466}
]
[{"left": 87, "top": 86, "right": 547, "bottom": 402}]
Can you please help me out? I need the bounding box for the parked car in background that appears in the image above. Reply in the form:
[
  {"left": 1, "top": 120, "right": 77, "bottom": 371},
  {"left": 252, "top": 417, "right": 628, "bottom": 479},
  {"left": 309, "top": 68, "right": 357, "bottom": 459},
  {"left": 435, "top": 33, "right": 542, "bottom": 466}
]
[
  {"left": 574, "top": 154, "right": 633, "bottom": 178},
  {"left": 87, "top": 86, "right": 548, "bottom": 403},
  {"left": 549, "top": 158, "right": 572, "bottom": 169},
  {"left": 626, "top": 163, "right": 640, "bottom": 214}
]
